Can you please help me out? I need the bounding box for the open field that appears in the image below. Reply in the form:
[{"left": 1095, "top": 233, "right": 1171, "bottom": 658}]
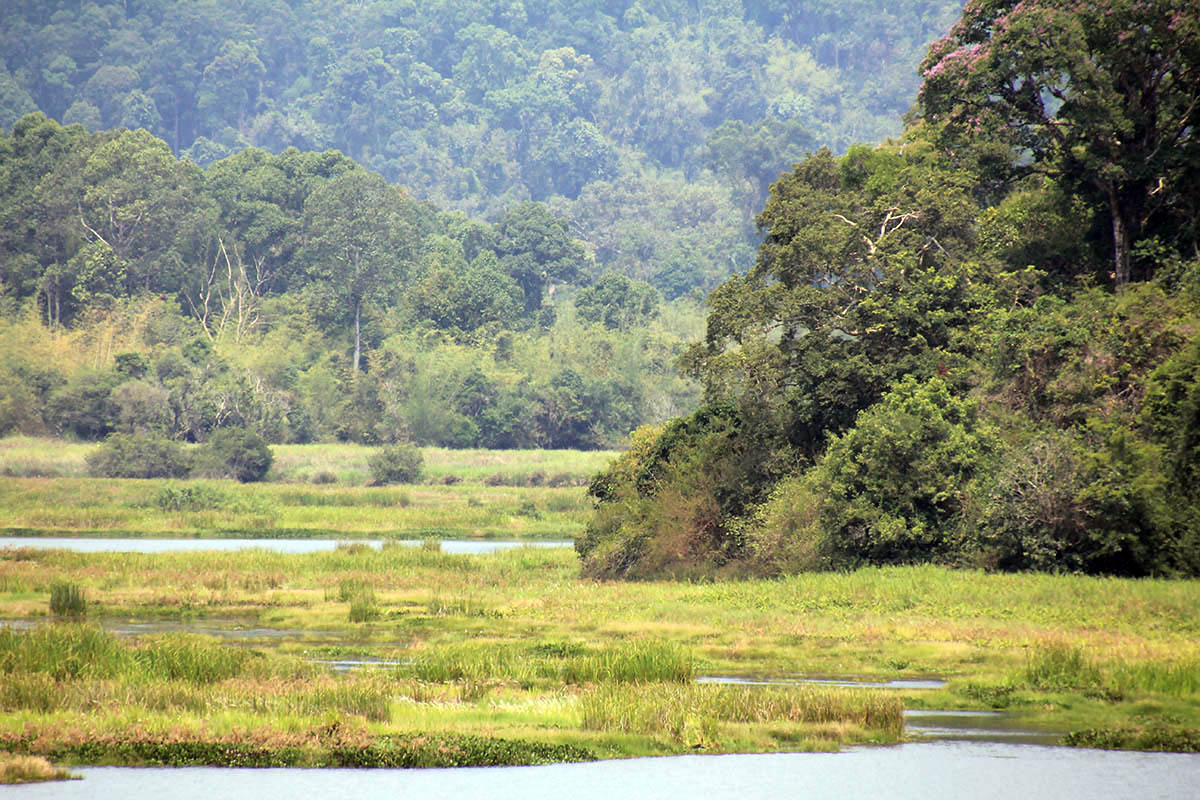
[
  {"left": 0, "top": 437, "right": 620, "bottom": 540},
  {"left": 0, "top": 436, "right": 620, "bottom": 487},
  {"left": 0, "top": 544, "right": 1198, "bottom": 769},
  {"left": 0, "top": 477, "right": 591, "bottom": 540}
]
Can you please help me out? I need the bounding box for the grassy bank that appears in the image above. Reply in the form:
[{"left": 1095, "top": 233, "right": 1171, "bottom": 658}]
[{"left": 0, "top": 545, "right": 1198, "bottom": 766}]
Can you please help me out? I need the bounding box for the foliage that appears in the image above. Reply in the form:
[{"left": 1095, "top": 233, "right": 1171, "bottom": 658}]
[
  {"left": 193, "top": 427, "right": 274, "bottom": 482},
  {"left": 0, "top": 0, "right": 962, "bottom": 295},
  {"left": 367, "top": 443, "right": 424, "bottom": 485},
  {"left": 84, "top": 433, "right": 191, "bottom": 479},
  {"left": 919, "top": 0, "right": 1200, "bottom": 285},
  {"left": 581, "top": 0, "right": 1200, "bottom": 578},
  {"left": 750, "top": 377, "right": 996, "bottom": 569}
]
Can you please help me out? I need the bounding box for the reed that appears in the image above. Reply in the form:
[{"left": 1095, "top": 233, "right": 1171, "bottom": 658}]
[
  {"left": 1110, "top": 660, "right": 1200, "bottom": 698},
  {"left": 559, "top": 641, "right": 694, "bottom": 684},
  {"left": 132, "top": 634, "right": 251, "bottom": 683},
  {"left": 49, "top": 582, "right": 86, "bottom": 617},
  {"left": 1024, "top": 643, "right": 1105, "bottom": 691}
]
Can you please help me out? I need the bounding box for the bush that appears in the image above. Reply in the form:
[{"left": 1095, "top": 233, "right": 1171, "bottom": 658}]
[
  {"left": 194, "top": 428, "right": 273, "bottom": 482},
  {"left": 368, "top": 444, "right": 423, "bottom": 485},
  {"left": 774, "top": 377, "right": 996, "bottom": 568},
  {"left": 85, "top": 433, "right": 191, "bottom": 479}
]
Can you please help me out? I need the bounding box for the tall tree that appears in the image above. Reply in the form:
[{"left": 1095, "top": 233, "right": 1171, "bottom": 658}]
[
  {"left": 300, "top": 168, "right": 420, "bottom": 372},
  {"left": 919, "top": 0, "right": 1200, "bottom": 286}
]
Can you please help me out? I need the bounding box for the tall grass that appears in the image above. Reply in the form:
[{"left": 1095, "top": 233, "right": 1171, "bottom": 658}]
[
  {"left": 1024, "top": 643, "right": 1104, "bottom": 690},
  {"left": 1023, "top": 643, "right": 1200, "bottom": 698},
  {"left": 579, "top": 684, "right": 904, "bottom": 744},
  {"left": 49, "top": 582, "right": 86, "bottom": 617},
  {"left": 404, "top": 641, "right": 693, "bottom": 686},
  {"left": 0, "top": 754, "right": 75, "bottom": 784},
  {"left": 0, "top": 476, "right": 591, "bottom": 539},
  {"left": 0, "top": 625, "right": 249, "bottom": 683},
  {"left": 559, "top": 642, "right": 693, "bottom": 684}
]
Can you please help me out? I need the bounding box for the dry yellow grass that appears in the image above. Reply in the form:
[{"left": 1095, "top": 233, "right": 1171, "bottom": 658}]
[{"left": 0, "top": 753, "right": 75, "bottom": 784}]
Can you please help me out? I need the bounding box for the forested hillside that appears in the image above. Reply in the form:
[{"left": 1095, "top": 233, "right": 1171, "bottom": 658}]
[
  {"left": 578, "top": 0, "right": 1200, "bottom": 578},
  {"left": 0, "top": 116, "right": 701, "bottom": 449},
  {"left": 0, "top": 0, "right": 964, "bottom": 452},
  {"left": 0, "top": 0, "right": 962, "bottom": 295}
]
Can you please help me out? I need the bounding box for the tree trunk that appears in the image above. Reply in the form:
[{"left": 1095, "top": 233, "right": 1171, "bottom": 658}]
[
  {"left": 353, "top": 299, "right": 362, "bottom": 373},
  {"left": 1107, "top": 184, "right": 1131, "bottom": 288}
]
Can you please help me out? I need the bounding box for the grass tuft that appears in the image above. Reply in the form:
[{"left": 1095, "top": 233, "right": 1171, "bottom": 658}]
[
  {"left": 49, "top": 582, "right": 87, "bottom": 617},
  {"left": 0, "top": 754, "right": 76, "bottom": 784}
]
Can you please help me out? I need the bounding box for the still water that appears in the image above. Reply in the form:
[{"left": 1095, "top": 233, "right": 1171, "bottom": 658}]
[
  {"left": 6, "top": 742, "right": 1198, "bottom": 800},
  {"left": 0, "top": 537, "right": 572, "bottom": 554}
]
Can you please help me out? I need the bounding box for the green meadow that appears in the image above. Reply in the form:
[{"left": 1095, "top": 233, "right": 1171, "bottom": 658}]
[{"left": 0, "top": 437, "right": 615, "bottom": 540}]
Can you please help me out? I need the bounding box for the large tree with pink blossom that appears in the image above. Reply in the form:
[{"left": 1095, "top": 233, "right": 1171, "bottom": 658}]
[{"left": 919, "top": 0, "right": 1200, "bottom": 287}]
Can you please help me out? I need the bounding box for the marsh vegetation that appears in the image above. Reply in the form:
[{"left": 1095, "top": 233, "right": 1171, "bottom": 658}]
[{"left": 1, "top": 535, "right": 1198, "bottom": 772}]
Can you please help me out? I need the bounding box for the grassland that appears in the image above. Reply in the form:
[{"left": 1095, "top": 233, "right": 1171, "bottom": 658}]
[
  {"left": 0, "top": 436, "right": 619, "bottom": 487},
  {"left": 1, "top": 439, "right": 1198, "bottom": 774},
  {"left": 0, "top": 436, "right": 616, "bottom": 540}
]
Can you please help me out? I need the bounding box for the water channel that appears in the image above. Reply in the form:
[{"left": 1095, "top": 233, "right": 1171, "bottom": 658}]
[
  {"left": 6, "top": 743, "right": 1199, "bottom": 799},
  {"left": 0, "top": 537, "right": 573, "bottom": 554}
]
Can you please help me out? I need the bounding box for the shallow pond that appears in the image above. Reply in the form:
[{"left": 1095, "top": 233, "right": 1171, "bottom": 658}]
[
  {"left": 7, "top": 742, "right": 1198, "bottom": 799},
  {"left": 0, "top": 537, "right": 572, "bottom": 554}
]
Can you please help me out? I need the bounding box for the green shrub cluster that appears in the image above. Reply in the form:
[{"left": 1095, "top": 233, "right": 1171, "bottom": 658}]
[
  {"left": 368, "top": 444, "right": 424, "bottom": 485},
  {"left": 85, "top": 434, "right": 190, "bottom": 479}
]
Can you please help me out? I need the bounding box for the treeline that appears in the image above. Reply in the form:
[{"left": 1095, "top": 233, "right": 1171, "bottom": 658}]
[
  {"left": 0, "top": 115, "right": 701, "bottom": 449},
  {"left": 0, "top": 0, "right": 962, "bottom": 295},
  {"left": 578, "top": 0, "right": 1200, "bottom": 578}
]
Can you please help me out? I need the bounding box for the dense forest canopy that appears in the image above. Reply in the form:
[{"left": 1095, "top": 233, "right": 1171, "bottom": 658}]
[
  {"left": 0, "top": 0, "right": 963, "bottom": 296},
  {"left": 578, "top": 0, "right": 1200, "bottom": 579},
  {"left": 0, "top": 114, "right": 702, "bottom": 450},
  {"left": 0, "top": 0, "right": 966, "bottom": 453},
  {"left": 3, "top": 1, "right": 1198, "bottom": 578}
]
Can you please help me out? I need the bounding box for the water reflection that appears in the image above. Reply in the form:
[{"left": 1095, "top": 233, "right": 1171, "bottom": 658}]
[
  {"left": 0, "top": 537, "right": 572, "bottom": 554},
  {"left": 6, "top": 743, "right": 1198, "bottom": 800},
  {"left": 903, "top": 709, "right": 1062, "bottom": 745}
]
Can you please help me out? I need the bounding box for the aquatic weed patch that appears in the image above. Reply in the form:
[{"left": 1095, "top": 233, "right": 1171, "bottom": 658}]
[{"left": 0, "top": 722, "right": 593, "bottom": 768}]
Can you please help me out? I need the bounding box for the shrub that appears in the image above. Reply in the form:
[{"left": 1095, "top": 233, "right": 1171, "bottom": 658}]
[
  {"left": 789, "top": 377, "right": 997, "bottom": 568},
  {"left": 368, "top": 444, "right": 423, "bottom": 485},
  {"left": 194, "top": 428, "right": 273, "bottom": 482},
  {"left": 85, "top": 433, "right": 191, "bottom": 479}
]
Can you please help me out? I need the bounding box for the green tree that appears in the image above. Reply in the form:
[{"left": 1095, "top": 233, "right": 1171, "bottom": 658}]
[
  {"left": 495, "top": 202, "right": 587, "bottom": 315},
  {"left": 575, "top": 271, "right": 662, "bottom": 330},
  {"left": 787, "top": 377, "right": 996, "bottom": 567},
  {"left": 300, "top": 168, "right": 421, "bottom": 372},
  {"left": 920, "top": 0, "right": 1200, "bottom": 286},
  {"left": 194, "top": 427, "right": 274, "bottom": 482},
  {"left": 86, "top": 433, "right": 191, "bottom": 479}
]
